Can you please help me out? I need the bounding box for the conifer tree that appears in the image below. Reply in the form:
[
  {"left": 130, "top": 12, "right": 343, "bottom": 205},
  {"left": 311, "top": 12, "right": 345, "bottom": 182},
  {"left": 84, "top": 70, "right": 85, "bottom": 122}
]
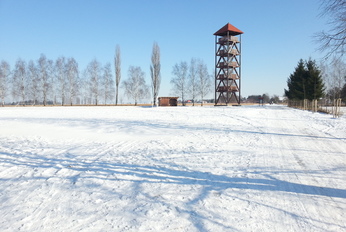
[
  {"left": 285, "top": 59, "right": 325, "bottom": 100},
  {"left": 285, "top": 59, "right": 306, "bottom": 100},
  {"left": 305, "top": 59, "right": 325, "bottom": 100}
]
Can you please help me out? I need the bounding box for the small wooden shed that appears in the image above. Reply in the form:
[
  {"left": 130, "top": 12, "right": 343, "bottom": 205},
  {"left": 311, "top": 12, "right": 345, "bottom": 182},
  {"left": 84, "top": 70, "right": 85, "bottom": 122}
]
[{"left": 158, "top": 97, "right": 179, "bottom": 106}]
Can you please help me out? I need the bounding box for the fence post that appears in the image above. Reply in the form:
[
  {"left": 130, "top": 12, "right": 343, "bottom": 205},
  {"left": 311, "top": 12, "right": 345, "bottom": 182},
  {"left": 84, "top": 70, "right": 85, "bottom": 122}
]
[
  {"left": 303, "top": 99, "right": 307, "bottom": 110},
  {"left": 334, "top": 98, "right": 342, "bottom": 118},
  {"left": 312, "top": 99, "right": 318, "bottom": 112}
]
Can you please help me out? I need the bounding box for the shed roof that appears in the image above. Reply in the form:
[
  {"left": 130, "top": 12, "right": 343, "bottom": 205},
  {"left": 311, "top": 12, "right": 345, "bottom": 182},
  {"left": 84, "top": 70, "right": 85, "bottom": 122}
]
[
  {"left": 214, "top": 23, "right": 243, "bottom": 36},
  {"left": 158, "top": 97, "right": 179, "bottom": 99}
]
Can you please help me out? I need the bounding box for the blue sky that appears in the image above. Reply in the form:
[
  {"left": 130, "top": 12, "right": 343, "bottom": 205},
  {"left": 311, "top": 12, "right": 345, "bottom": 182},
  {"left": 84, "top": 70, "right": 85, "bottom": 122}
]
[{"left": 0, "top": 0, "right": 329, "bottom": 98}]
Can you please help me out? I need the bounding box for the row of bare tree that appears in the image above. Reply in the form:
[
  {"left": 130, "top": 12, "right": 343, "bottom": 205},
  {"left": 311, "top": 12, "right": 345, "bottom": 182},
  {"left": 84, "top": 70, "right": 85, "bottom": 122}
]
[
  {"left": 319, "top": 57, "right": 346, "bottom": 102},
  {"left": 0, "top": 43, "right": 163, "bottom": 106},
  {"left": 121, "top": 42, "right": 161, "bottom": 106},
  {"left": 170, "top": 58, "right": 211, "bottom": 106},
  {"left": 0, "top": 54, "right": 114, "bottom": 106},
  {"left": 0, "top": 42, "right": 212, "bottom": 107}
]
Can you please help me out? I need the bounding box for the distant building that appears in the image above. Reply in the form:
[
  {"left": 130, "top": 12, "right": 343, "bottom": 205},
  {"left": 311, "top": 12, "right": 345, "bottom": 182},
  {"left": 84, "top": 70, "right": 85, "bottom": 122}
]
[{"left": 158, "top": 97, "right": 179, "bottom": 106}]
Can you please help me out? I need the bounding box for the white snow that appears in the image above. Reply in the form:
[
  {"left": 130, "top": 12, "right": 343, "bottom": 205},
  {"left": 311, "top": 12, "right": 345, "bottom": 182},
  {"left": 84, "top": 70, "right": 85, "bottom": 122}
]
[{"left": 0, "top": 105, "right": 345, "bottom": 231}]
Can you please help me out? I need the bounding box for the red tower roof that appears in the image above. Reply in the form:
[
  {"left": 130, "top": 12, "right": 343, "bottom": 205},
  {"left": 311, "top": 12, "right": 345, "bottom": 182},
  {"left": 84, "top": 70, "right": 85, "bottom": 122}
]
[{"left": 214, "top": 23, "right": 243, "bottom": 36}]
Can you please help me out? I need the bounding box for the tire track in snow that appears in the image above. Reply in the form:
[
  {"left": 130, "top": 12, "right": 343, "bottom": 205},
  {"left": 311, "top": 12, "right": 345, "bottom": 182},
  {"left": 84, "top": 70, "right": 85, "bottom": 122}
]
[
  {"left": 257, "top": 106, "right": 346, "bottom": 231},
  {"left": 1, "top": 106, "right": 345, "bottom": 231}
]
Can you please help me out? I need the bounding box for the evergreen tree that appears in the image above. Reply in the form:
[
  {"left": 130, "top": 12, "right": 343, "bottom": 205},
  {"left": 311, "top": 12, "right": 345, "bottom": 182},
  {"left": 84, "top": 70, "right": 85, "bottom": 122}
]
[
  {"left": 285, "top": 59, "right": 325, "bottom": 100},
  {"left": 285, "top": 59, "right": 306, "bottom": 100},
  {"left": 305, "top": 59, "right": 325, "bottom": 100}
]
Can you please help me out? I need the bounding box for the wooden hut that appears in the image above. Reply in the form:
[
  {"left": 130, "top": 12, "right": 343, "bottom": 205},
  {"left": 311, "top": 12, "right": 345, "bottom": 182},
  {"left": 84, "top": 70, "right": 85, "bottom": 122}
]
[{"left": 158, "top": 97, "right": 179, "bottom": 106}]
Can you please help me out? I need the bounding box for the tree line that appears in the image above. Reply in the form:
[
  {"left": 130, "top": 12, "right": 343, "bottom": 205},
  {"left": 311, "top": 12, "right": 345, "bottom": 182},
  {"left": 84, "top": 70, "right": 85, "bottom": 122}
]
[
  {"left": 170, "top": 58, "right": 211, "bottom": 106},
  {"left": 0, "top": 42, "right": 213, "bottom": 107},
  {"left": 285, "top": 58, "right": 346, "bottom": 103},
  {"left": 0, "top": 54, "right": 115, "bottom": 106},
  {"left": 320, "top": 57, "right": 346, "bottom": 103},
  {"left": 0, "top": 44, "right": 158, "bottom": 106},
  {"left": 286, "top": 0, "right": 346, "bottom": 103},
  {"left": 285, "top": 59, "right": 325, "bottom": 101}
]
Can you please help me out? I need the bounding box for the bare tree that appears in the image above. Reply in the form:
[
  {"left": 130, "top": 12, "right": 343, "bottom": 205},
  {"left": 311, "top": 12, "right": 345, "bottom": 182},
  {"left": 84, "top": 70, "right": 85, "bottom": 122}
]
[
  {"left": 329, "top": 57, "right": 346, "bottom": 99},
  {"left": 171, "top": 61, "right": 188, "bottom": 106},
  {"left": 188, "top": 58, "right": 198, "bottom": 106},
  {"left": 27, "top": 60, "right": 40, "bottom": 105},
  {"left": 66, "top": 57, "right": 79, "bottom": 105},
  {"left": 198, "top": 60, "right": 211, "bottom": 106},
  {"left": 114, "top": 45, "right": 121, "bottom": 105},
  {"left": 80, "top": 69, "right": 90, "bottom": 105},
  {"left": 316, "top": 0, "right": 346, "bottom": 58},
  {"left": 47, "top": 59, "right": 55, "bottom": 105},
  {"left": 150, "top": 42, "right": 161, "bottom": 106},
  {"left": 102, "top": 62, "right": 114, "bottom": 104},
  {"left": 86, "top": 59, "right": 101, "bottom": 105},
  {"left": 55, "top": 57, "right": 67, "bottom": 105},
  {"left": 38, "top": 54, "right": 50, "bottom": 106},
  {"left": 122, "top": 66, "right": 149, "bottom": 105},
  {"left": 0, "top": 61, "right": 10, "bottom": 106},
  {"left": 12, "top": 59, "right": 27, "bottom": 105}
]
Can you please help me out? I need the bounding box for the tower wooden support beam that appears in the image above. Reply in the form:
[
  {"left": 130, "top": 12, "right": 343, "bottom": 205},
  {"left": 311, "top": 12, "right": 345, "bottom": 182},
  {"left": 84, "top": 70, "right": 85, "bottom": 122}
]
[{"left": 214, "top": 23, "right": 243, "bottom": 105}]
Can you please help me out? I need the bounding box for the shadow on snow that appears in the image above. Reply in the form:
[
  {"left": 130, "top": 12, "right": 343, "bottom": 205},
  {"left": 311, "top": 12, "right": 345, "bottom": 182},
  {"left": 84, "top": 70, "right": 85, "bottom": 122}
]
[{"left": 1, "top": 148, "right": 346, "bottom": 231}]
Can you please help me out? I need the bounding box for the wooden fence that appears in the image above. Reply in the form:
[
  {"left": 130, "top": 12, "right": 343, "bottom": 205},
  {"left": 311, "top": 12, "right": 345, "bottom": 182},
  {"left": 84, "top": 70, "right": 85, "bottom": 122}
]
[{"left": 288, "top": 99, "right": 344, "bottom": 118}]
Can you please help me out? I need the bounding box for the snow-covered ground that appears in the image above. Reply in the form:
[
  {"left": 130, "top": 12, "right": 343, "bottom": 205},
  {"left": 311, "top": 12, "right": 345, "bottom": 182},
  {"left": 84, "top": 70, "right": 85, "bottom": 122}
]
[{"left": 0, "top": 105, "right": 345, "bottom": 232}]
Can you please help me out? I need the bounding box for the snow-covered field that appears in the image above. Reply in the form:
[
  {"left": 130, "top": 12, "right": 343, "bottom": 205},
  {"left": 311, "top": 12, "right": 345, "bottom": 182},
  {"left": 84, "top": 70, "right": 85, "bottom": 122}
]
[{"left": 0, "top": 105, "right": 345, "bottom": 232}]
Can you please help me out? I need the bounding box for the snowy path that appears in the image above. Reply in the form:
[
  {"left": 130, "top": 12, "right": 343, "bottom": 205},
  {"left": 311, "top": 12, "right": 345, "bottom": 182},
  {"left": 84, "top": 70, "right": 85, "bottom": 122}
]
[{"left": 0, "top": 105, "right": 345, "bottom": 231}]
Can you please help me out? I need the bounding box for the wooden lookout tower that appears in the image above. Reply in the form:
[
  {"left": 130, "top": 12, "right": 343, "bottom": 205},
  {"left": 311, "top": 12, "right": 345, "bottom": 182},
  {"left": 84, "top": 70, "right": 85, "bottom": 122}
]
[{"left": 214, "top": 23, "right": 243, "bottom": 105}]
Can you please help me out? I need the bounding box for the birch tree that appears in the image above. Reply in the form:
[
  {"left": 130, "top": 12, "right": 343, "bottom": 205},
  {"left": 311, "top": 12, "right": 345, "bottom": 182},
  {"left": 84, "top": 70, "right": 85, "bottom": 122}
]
[
  {"left": 122, "top": 66, "right": 149, "bottom": 105},
  {"left": 198, "top": 60, "right": 211, "bottom": 106},
  {"left": 150, "top": 42, "right": 161, "bottom": 106},
  {"left": 102, "top": 62, "right": 114, "bottom": 104},
  {"left": 38, "top": 54, "right": 50, "bottom": 106},
  {"left": 55, "top": 57, "right": 67, "bottom": 105},
  {"left": 114, "top": 45, "right": 121, "bottom": 105},
  {"left": 66, "top": 57, "right": 79, "bottom": 105},
  {"left": 0, "top": 61, "right": 10, "bottom": 106},
  {"left": 188, "top": 58, "right": 198, "bottom": 106},
  {"left": 80, "top": 69, "right": 90, "bottom": 105},
  {"left": 27, "top": 60, "right": 40, "bottom": 105},
  {"left": 86, "top": 59, "right": 101, "bottom": 105},
  {"left": 47, "top": 59, "right": 55, "bottom": 104},
  {"left": 171, "top": 61, "right": 188, "bottom": 106},
  {"left": 325, "top": 57, "right": 346, "bottom": 101},
  {"left": 12, "top": 59, "right": 27, "bottom": 105}
]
